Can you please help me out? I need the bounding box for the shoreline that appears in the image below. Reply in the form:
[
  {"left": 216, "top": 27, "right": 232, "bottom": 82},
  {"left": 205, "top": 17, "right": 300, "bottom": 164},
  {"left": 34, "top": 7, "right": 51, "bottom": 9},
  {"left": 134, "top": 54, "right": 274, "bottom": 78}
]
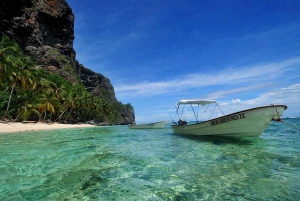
[{"left": 0, "top": 121, "right": 97, "bottom": 134}]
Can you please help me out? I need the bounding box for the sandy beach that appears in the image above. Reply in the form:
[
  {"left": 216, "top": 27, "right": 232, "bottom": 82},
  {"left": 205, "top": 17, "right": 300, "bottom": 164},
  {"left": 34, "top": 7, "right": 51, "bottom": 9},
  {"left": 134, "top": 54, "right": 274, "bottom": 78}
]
[{"left": 0, "top": 121, "right": 96, "bottom": 134}]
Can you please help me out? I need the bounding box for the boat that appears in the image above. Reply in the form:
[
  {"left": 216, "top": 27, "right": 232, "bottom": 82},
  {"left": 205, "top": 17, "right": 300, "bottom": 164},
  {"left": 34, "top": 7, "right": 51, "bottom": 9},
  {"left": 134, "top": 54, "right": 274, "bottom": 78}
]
[
  {"left": 170, "top": 99, "right": 287, "bottom": 137},
  {"left": 128, "top": 121, "right": 167, "bottom": 129}
]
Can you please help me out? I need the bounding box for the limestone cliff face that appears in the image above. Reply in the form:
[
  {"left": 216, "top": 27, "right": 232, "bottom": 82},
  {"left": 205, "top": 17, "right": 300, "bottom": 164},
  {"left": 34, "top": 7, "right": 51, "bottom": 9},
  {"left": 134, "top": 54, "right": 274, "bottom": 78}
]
[{"left": 0, "top": 0, "right": 134, "bottom": 124}]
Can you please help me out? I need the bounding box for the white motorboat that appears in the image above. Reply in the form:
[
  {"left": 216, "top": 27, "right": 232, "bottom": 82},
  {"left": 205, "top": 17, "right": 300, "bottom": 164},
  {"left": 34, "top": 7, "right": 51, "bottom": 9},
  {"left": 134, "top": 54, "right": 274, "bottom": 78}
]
[
  {"left": 128, "top": 120, "right": 167, "bottom": 129},
  {"left": 170, "top": 99, "right": 287, "bottom": 137}
]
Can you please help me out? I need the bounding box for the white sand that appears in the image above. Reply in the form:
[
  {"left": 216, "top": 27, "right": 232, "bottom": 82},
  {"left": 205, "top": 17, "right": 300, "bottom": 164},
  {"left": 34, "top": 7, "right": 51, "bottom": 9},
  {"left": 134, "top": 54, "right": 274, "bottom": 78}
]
[{"left": 0, "top": 121, "right": 96, "bottom": 134}]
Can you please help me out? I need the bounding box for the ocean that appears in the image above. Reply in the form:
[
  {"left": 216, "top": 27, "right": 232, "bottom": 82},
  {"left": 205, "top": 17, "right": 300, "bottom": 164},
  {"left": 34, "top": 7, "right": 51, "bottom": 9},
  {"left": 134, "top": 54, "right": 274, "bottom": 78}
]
[{"left": 0, "top": 118, "right": 299, "bottom": 200}]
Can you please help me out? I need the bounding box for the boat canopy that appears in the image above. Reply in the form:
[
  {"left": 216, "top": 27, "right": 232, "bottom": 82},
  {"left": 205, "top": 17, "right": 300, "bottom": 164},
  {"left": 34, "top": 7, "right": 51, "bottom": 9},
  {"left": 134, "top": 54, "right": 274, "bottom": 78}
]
[{"left": 176, "top": 99, "right": 217, "bottom": 106}]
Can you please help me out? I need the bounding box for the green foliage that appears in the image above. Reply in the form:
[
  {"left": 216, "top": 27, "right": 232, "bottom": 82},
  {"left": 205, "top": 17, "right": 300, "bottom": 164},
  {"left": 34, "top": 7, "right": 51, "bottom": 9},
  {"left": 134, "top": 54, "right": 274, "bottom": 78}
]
[
  {"left": 0, "top": 86, "right": 9, "bottom": 117},
  {"left": 0, "top": 35, "right": 126, "bottom": 123},
  {"left": 36, "top": 68, "right": 73, "bottom": 92}
]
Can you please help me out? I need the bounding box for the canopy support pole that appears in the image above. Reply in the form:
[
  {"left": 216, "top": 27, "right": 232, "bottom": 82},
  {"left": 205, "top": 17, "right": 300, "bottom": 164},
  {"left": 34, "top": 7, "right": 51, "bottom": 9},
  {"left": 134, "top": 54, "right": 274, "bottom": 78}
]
[
  {"left": 190, "top": 103, "right": 198, "bottom": 122},
  {"left": 209, "top": 104, "right": 217, "bottom": 119},
  {"left": 217, "top": 104, "right": 225, "bottom": 115}
]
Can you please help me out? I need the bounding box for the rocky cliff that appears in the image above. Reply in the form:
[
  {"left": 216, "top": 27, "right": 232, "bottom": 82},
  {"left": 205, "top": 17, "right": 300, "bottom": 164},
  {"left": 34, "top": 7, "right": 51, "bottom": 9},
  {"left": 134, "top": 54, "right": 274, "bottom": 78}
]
[{"left": 0, "top": 0, "right": 134, "bottom": 124}]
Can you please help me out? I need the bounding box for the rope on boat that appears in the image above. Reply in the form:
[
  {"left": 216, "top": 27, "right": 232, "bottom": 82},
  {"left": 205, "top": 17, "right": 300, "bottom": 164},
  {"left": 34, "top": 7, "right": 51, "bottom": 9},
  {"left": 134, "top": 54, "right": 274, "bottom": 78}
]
[
  {"left": 271, "top": 104, "right": 300, "bottom": 131},
  {"left": 281, "top": 120, "right": 300, "bottom": 131},
  {"left": 166, "top": 110, "right": 177, "bottom": 125}
]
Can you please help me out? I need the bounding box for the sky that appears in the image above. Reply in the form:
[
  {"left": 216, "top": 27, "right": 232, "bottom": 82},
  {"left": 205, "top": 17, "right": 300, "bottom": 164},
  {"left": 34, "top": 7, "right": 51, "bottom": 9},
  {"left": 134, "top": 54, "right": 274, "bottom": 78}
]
[{"left": 66, "top": 0, "right": 300, "bottom": 123}]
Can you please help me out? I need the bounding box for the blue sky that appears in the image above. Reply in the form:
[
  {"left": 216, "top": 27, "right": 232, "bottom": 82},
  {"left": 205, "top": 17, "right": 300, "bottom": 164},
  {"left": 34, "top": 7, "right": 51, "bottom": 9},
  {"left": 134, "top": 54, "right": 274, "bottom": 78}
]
[{"left": 67, "top": 0, "right": 300, "bottom": 123}]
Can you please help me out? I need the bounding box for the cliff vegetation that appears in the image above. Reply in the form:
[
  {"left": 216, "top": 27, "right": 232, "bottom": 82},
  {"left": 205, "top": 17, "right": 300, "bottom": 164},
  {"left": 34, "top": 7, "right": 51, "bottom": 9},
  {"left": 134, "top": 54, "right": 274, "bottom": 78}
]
[
  {"left": 0, "top": 0, "right": 135, "bottom": 124},
  {"left": 0, "top": 35, "right": 133, "bottom": 124}
]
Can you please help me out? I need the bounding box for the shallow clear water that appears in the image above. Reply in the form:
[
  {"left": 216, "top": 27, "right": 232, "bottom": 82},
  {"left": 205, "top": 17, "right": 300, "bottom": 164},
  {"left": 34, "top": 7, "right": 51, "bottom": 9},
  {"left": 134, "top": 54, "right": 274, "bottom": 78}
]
[{"left": 0, "top": 119, "right": 299, "bottom": 200}]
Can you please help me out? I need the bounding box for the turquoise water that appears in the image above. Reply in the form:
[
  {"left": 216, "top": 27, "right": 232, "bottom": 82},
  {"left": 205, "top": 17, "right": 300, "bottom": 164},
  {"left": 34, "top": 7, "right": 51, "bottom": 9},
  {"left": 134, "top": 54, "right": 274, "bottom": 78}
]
[{"left": 0, "top": 119, "right": 299, "bottom": 201}]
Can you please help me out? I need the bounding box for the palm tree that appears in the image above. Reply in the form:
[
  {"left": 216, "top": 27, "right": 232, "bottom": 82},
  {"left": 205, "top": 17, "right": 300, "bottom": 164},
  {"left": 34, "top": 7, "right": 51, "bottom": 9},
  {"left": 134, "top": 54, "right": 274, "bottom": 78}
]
[
  {"left": 55, "top": 89, "right": 80, "bottom": 122},
  {"left": 0, "top": 35, "right": 23, "bottom": 86},
  {"left": 5, "top": 55, "right": 35, "bottom": 117},
  {"left": 79, "top": 94, "right": 96, "bottom": 121},
  {"left": 81, "top": 93, "right": 94, "bottom": 121},
  {"left": 15, "top": 102, "right": 41, "bottom": 121},
  {"left": 16, "top": 56, "right": 35, "bottom": 89},
  {"left": 38, "top": 91, "right": 58, "bottom": 121},
  {"left": 0, "top": 36, "right": 38, "bottom": 118},
  {"left": 50, "top": 82, "right": 66, "bottom": 100},
  {"left": 33, "top": 77, "right": 52, "bottom": 93},
  {"left": 104, "top": 99, "right": 114, "bottom": 116},
  {"left": 92, "top": 98, "right": 114, "bottom": 122}
]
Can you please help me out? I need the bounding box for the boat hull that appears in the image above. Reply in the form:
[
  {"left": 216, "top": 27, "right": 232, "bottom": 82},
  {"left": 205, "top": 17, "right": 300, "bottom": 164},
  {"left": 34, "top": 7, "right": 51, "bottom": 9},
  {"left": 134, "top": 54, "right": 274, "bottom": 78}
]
[
  {"left": 129, "top": 121, "right": 167, "bottom": 129},
  {"left": 171, "top": 105, "right": 287, "bottom": 137}
]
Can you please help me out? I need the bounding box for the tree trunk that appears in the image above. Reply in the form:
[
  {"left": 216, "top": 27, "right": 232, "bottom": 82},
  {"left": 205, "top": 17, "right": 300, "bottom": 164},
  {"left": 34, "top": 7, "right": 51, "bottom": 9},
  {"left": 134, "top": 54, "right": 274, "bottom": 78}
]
[
  {"left": 64, "top": 108, "right": 73, "bottom": 122},
  {"left": 55, "top": 107, "right": 69, "bottom": 122},
  {"left": 43, "top": 110, "right": 47, "bottom": 121},
  {"left": 5, "top": 82, "right": 16, "bottom": 118}
]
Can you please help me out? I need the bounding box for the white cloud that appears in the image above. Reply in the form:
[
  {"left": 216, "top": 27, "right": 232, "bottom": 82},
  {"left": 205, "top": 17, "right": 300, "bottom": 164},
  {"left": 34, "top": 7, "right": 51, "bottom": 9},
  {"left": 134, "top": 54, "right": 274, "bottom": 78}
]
[
  {"left": 232, "top": 99, "right": 242, "bottom": 104},
  {"left": 206, "top": 84, "right": 271, "bottom": 99},
  {"left": 218, "top": 84, "right": 300, "bottom": 117},
  {"left": 115, "top": 57, "right": 300, "bottom": 98},
  {"left": 244, "top": 84, "right": 300, "bottom": 106}
]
